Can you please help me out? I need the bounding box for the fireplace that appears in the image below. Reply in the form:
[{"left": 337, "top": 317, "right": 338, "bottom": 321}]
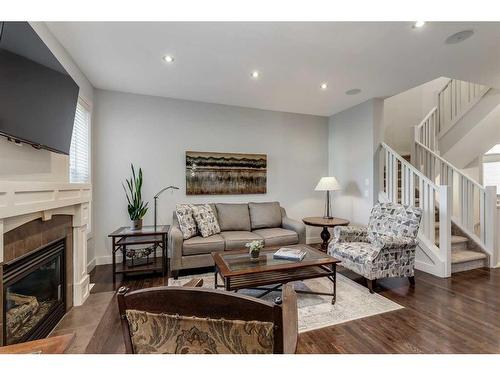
[{"left": 2, "top": 238, "right": 66, "bottom": 345}]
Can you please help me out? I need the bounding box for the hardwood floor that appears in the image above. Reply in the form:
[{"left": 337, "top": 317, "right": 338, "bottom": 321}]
[{"left": 85, "top": 264, "right": 500, "bottom": 354}]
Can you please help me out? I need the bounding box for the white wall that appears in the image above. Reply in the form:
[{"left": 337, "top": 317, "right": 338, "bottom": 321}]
[
  {"left": 383, "top": 77, "right": 449, "bottom": 154},
  {"left": 328, "top": 99, "right": 384, "bottom": 226},
  {"left": 0, "top": 22, "right": 94, "bottom": 183},
  {"left": 92, "top": 89, "right": 329, "bottom": 264}
]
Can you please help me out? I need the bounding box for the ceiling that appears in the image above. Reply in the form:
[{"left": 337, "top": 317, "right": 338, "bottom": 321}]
[{"left": 46, "top": 22, "right": 500, "bottom": 116}]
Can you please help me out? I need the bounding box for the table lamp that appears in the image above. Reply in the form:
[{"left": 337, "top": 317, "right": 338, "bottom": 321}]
[{"left": 315, "top": 177, "right": 341, "bottom": 219}]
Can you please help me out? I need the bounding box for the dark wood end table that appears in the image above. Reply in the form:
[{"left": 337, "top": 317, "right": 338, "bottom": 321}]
[
  {"left": 108, "top": 225, "right": 169, "bottom": 286},
  {"left": 212, "top": 245, "right": 341, "bottom": 304},
  {"left": 302, "top": 217, "right": 349, "bottom": 251}
]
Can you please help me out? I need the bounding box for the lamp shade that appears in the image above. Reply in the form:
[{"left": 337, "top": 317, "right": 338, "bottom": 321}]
[{"left": 315, "top": 176, "right": 341, "bottom": 191}]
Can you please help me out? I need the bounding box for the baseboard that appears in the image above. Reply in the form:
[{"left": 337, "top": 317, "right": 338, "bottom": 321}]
[
  {"left": 306, "top": 236, "right": 322, "bottom": 245},
  {"left": 87, "top": 258, "right": 96, "bottom": 273},
  {"left": 95, "top": 255, "right": 116, "bottom": 266}
]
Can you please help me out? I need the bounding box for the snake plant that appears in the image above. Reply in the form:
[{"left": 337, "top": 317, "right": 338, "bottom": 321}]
[{"left": 122, "top": 164, "right": 148, "bottom": 220}]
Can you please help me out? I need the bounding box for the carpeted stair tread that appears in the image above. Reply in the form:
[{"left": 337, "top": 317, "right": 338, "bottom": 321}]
[
  {"left": 451, "top": 249, "right": 487, "bottom": 264},
  {"left": 434, "top": 235, "right": 468, "bottom": 246}
]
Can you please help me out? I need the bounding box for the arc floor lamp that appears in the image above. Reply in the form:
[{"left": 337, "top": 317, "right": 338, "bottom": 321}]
[{"left": 154, "top": 186, "right": 179, "bottom": 230}]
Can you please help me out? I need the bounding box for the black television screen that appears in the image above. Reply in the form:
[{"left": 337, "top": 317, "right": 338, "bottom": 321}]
[{"left": 0, "top": 22, "right": 79, "bottom": 155}]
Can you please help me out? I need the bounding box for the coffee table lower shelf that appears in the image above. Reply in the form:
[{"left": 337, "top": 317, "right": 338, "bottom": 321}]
[{"left": 214, "top": 264, "right": 337, "bottom": 304}]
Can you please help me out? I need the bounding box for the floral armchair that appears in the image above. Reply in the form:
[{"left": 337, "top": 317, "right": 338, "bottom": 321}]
[{"left": 328, "top": 203, "right": 423, "bottom": 293}]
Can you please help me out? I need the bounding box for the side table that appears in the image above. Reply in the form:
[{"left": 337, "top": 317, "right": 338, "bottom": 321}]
[
  {"left": 302, "top": 217, "right": 349, "bottom": 252},
  {"left": 108, "top": 225, "right": 169, "bottom": 285}
]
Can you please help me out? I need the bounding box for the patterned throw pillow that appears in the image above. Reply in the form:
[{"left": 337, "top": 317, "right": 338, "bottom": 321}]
[
  {"left": 175, "top": 204, "right": 198, "bottom": 240},
  {"left": 192, "top": 204, "right": 221, "bottom": 238}
]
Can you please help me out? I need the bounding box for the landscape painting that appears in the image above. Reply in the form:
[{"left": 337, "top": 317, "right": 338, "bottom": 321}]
[{"left": 186, "top": 151, "right": 267, "bottom": 195}]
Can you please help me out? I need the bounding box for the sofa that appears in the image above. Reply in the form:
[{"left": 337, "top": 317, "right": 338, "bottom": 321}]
[
  {"left": 328, "top": 202, "right": 422, "bottom": 293},
  {"left": 169, "top": 202, "right": 306, "bottom": 277}
]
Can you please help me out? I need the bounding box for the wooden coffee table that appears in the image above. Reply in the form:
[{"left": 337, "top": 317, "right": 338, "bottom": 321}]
[{"left": 212, "top": 245, "right": 340, "bottom": 304}]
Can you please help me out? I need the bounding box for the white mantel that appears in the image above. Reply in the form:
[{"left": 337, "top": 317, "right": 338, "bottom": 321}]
[{"left": 0, "top": 181, "right": 92, "bottom": 306}]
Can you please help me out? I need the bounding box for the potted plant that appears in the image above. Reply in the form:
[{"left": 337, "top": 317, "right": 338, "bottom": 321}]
[
  {"left": 245, "top": 240, "right": 264, "bottom": 261},
  {"left": 123, "top": 164, "right": 148, "bottom": 230}
]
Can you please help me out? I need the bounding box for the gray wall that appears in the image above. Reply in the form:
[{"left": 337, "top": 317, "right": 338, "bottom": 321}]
[
  {"left": 328, "top": 99, "right": 384, "bottom": 225},
  {"left": 92, "top": 89, "right": 329, "bottom": 264}
]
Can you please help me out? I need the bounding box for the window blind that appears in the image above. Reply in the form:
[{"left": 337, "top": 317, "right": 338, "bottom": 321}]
[{"left": 69, "top": 100, "right": 91, "bottom": 183}]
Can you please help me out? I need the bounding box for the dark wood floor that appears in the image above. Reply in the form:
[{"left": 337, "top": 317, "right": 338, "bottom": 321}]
[{"left": 86, "top": 264, "right": 500, "bottom": 354}]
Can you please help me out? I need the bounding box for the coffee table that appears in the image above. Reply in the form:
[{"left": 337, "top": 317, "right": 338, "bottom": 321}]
[{"left": 212, "top": 245, "right": 340, "bottom": 304}]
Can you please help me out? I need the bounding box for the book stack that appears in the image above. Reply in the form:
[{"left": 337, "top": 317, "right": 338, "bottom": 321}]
[{"left": 273, "top": 247, "right": 307, "bottom": 261}]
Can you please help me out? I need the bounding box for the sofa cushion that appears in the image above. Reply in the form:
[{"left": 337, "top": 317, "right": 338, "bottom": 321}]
[
  {"left": 183, "top": 234, "right": 225, "bottom": 256},
  {"left": 252, "top": 228, "right": 298, "bottom": 247},
  {"left": 248, "top": 202, "right": 282, "bottom": 229},
  {"left": 215, "top": 203, "right": 251, "bottom": 231},
  {"left": 175, "top": 204, "right": 197, "bottom": 240},
  {"left": 192, "top": 204, "right": 221, "bottom": 238},
  {"left": 220, "top": 231, "right": 264, "bottom": 250}
]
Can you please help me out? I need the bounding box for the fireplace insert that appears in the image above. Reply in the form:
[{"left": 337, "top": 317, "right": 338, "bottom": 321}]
[{"left": 2, "top": 238, "right": 66, "bottom": 345}]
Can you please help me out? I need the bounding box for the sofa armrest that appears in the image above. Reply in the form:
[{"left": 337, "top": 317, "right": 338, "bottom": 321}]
[
  {"left": 282, "top": 216, "right": 306, "bottom": 244},
  {"left": 333, "top": 226, "right": 369, "bottom": 243},
  {"left": 168, "top": 225, "right": 184, "bottom": 271}
]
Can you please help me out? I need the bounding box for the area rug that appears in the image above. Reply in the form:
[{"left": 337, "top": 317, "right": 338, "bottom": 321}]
[{"left": 169, "top": 273, "right": 403, "bottom": 333}]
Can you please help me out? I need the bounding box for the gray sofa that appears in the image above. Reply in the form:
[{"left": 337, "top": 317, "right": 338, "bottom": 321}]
[{"left": 169, "top": 202, "right": 306, "bottom": 277}]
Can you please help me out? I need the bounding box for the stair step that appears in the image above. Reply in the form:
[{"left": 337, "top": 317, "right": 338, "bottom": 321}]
[
  {"left": 435, "top": 235, "right": 468, "bottom": 250},
  {"left": 451, "top": 249, "right": 488, "bottom": 273},
  {"left": 451, "top": 249, "right": 487, "bottom": 263}
]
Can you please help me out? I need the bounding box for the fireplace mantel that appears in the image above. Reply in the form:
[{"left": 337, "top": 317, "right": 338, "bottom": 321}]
[{"left": 0, "top": 181, "right": 92, "bottom": 306}]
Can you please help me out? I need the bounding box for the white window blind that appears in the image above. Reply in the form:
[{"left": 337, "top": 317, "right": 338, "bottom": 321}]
[{"left": 69, "top": 100, "right": 91, "bottom": 183}]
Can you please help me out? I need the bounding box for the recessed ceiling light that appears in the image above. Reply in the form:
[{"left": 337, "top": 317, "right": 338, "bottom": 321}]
[
  {"left": 163, "top": 55, "right": 174, "bottom": 63},
  {"left": 320, "top": 83, "right": 328, "bottom": 90},
  {"left": 413, "top": 21, "right": 426, "bottom": 28},
  {"left": 345, "top": 88, "right": 362, "bottom": 95},
  {"left": 251, "top": 71, "right": 260, "bottom": 79},
  {"left": 445, "top": 30, "right": 474, "bottom": 44}
]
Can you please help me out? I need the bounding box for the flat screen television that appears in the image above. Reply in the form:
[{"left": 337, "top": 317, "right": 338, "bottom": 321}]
[{"left": 0, "top": 22, "right": 79, "bottom": 155}]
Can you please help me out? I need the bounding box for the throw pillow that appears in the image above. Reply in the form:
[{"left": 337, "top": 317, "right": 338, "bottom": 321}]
[
  {"left": 175, "top": 204, "right": 198, "bottom": 239},
  {"left": 192, "top": 204, "right": 221, "bottom": 237}
]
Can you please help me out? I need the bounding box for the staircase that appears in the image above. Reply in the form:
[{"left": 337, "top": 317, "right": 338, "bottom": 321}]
[{"left": 379, "top": 78, "right": 497, "bottom": 278}]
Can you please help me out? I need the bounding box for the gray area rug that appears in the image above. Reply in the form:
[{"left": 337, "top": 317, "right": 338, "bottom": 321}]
[{"left": 170, "top": 273, "right": 403, "bottom": 333}]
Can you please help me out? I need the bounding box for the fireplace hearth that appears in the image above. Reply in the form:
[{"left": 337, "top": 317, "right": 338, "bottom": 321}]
[{"left": 2, "top": 238, "right": 66, "bottom": 345}]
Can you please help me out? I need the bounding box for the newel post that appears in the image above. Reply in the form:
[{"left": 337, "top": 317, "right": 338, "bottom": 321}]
[
  {"left": 484, "top": 186, "right": 497, "bottom": 266},
  {"left": 439, "top": 185, "right": 452, "bottom": 277}
]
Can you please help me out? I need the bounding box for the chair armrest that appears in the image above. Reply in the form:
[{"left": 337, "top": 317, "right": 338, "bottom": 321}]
[
  {"left": 333, "top": 226, "right": 369, "bottom": 243},
  {"left": 282, "top": 216, "right": 306, "bottom": 244},
  {"left": 371, "top": 235, "right": 419, "bottom": 250},
  {"left": 168, "top": 225, "right": 184, "bottom": 271},
  {"left": 281, "top": 283, "right": 298, "bottom": 354},
  {"left": 182, "top": 278, "right": 204, "bottom": 287}
]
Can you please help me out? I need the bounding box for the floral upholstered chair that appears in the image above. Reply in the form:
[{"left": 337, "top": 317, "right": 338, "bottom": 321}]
[
  {"left": 117, "top": 279, "right": 298, "bottom": 354},
  {"left": 328, "top": 202, "right": 423, "bottom": 293}
]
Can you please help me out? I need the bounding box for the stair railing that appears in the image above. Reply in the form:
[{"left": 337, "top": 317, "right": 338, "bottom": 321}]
[
  {"left": 380, "top": 142, "right": 452, "bottom": 277},
  {"left": 413, "top": 140, "right": 496, "bottom": 256},
  {"left": 413, "top": 106, "right": 439, "bottom": 153},
  {"left": 437, "top": 79, "right": 490, "bottom": 137}
]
